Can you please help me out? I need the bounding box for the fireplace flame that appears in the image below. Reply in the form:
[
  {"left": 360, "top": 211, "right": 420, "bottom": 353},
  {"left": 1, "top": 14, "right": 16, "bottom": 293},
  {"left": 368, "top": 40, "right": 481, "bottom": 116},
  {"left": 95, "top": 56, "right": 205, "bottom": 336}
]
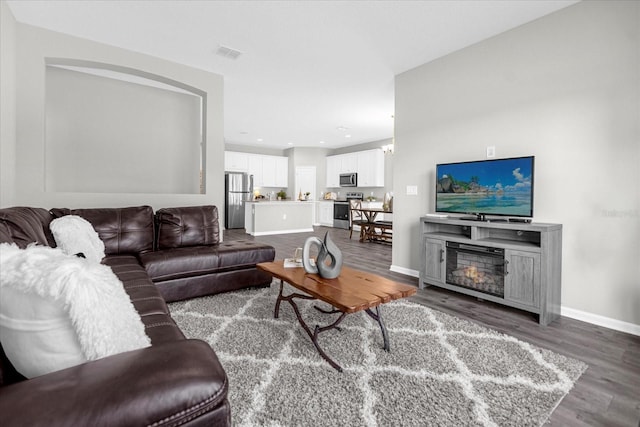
[{"left": 464, "top": 266, "right": 480, "bottom": 281}]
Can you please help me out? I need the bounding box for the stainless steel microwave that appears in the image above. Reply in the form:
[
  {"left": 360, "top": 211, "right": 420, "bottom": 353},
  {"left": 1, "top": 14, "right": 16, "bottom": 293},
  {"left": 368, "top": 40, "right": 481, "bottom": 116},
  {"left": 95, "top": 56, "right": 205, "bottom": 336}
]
[{"left": 339, "top": 173, "right": 357, "bottom": 187}]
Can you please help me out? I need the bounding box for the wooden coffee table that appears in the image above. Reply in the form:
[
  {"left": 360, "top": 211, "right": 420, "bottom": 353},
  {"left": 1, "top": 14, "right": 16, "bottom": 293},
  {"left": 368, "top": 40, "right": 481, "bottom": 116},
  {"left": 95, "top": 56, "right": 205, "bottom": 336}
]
[{"left": 257, "top": 260, "right": 416, "bottom": 372}]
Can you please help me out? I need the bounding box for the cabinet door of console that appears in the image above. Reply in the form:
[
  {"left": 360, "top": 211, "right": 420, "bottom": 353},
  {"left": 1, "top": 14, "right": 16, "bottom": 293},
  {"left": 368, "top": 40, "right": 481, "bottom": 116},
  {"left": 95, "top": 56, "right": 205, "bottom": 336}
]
[
  {"left": 423, "top": 237, "right": 445, "bottom": 285},
  {"left": 504, "top": 250, "right": 540, "bottom": 309}
]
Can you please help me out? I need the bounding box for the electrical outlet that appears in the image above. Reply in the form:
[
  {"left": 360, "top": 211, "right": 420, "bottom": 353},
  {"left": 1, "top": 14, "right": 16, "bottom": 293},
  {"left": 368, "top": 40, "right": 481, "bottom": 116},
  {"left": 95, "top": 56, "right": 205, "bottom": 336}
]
[
  {"left": 486, "top": 146, "right": 496, "bottom": 158},
  {"left": 406, "top": 185, "right": 418, "bottom": 196}
]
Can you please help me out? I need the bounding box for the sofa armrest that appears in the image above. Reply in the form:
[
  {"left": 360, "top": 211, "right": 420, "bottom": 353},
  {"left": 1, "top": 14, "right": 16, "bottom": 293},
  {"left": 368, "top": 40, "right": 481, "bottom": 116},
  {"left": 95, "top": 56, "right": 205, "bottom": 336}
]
[{"left": 0, "top": 340, "right": 229, "bottom": 427}]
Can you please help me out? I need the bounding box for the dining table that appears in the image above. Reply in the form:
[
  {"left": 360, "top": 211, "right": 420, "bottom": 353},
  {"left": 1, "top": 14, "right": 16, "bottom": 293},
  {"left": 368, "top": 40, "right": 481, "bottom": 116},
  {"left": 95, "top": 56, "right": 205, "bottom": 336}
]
[
  {"left": 358, "top": 207, "right": 389, "bottom": 222},
  {"left": 356, "top": 207, "right": 393, "bottom": 243}
]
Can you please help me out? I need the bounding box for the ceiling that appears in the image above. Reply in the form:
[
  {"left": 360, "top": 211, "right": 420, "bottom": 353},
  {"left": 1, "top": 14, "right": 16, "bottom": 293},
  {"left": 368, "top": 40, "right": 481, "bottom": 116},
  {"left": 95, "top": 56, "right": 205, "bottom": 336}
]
[{"left": 6, "top": 0, "right": 578, "bottom": 150}]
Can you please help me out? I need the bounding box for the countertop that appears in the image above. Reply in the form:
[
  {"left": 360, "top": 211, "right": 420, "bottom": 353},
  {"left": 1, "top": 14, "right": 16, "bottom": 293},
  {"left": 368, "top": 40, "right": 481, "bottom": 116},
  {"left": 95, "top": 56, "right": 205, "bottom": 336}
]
[{"left": 245, "top": 199, "right": 317, "bottom": 205}]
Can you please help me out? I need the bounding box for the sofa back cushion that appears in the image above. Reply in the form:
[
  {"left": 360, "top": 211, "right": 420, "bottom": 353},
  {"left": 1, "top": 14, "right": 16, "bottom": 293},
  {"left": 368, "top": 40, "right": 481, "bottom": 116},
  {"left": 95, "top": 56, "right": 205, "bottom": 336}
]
[
  {"left": 50, "top": 206, "right": 154, "bottom": 255},
  {"left": 156, "top": 206, "right": 220, "bottom": 249},
  {"left": 0, "top": 207, "right": 54, "bottom": 248}
]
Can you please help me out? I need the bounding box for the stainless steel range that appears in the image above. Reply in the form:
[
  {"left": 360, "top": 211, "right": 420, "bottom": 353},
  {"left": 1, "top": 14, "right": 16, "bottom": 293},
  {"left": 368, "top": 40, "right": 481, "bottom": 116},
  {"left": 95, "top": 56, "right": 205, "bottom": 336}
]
[{"left": 333, "top": 192, "right": 363, "bottom": 229}]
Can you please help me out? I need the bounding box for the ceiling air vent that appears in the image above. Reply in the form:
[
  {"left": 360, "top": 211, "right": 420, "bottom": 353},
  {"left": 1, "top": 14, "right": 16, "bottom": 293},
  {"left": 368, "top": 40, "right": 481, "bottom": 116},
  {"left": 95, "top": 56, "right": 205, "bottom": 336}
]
[{"left": 216, "top": 45, "right": 243, "bottom": 60}]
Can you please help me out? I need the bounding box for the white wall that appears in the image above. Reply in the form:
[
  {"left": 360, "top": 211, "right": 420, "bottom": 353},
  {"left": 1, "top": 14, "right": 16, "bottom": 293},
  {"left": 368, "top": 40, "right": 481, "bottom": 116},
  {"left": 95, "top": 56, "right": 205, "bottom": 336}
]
[
  {"left": 0, "top": 1, "right": 17, "bottom": 207},
  {"left": 7, "top": 21, "right": 224, "bottom": 211},
  {"left": 393, "top": 1, "right": 639, "bottom": 328},
  {"left": 45, "top": 66, "right": 203, "bottom": 194}
]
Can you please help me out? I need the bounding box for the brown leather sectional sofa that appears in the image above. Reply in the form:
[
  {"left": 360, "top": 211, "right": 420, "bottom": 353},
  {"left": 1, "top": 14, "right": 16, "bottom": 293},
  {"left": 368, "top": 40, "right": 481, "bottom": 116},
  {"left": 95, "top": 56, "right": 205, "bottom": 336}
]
[{"left": 0, "top": 205, "right": 276, "bottom": 426}]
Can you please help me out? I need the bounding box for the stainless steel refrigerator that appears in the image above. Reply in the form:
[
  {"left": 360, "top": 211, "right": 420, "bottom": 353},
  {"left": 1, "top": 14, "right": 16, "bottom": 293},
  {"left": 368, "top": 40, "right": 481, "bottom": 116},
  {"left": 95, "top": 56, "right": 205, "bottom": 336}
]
[{"left": 225, "top": 172, "right": 253, "bottom": 229}]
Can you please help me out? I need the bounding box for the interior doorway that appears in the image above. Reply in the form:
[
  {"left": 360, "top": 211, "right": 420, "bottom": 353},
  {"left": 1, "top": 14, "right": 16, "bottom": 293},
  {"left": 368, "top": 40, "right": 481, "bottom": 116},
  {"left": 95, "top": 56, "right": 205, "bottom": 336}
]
[{"left": 295, "top": 166, "right": 317, "bottom": 200}]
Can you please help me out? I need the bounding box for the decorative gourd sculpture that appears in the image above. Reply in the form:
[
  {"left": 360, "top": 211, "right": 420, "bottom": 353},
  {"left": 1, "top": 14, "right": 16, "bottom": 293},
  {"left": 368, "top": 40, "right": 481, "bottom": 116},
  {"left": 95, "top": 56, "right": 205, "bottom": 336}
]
[{"left": 302, "top": 231, "right": 343, "bottom": 279}]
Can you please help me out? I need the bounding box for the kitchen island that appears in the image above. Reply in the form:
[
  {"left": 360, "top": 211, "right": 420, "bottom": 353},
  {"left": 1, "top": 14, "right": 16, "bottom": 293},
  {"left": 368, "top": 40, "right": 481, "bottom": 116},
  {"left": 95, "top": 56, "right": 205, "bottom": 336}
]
[{"left": 244, "top": 200, "right": 315, "bottom": 236}]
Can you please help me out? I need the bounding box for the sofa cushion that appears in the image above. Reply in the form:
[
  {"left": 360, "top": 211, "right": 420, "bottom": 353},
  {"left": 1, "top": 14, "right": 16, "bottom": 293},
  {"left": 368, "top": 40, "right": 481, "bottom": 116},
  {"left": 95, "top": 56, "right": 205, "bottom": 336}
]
[
  {"left": 51, "top": 206, "right": 154, "bottom": 255},
  {"left": 156, "top": 205, "right": 220, "bottom": 249},
  {"left": 141, "top": 246, "right": 220, "bottom": 283},
  {"left": 102, "top": 255, "right": 185, "bottom": 344},
  {"left": 155, "top": 269, "right": 275, "bottom": 303},
  {"left": 216, "top": 240, "right": 277, "bottom": 269},
  {"left": 0, "top": 207, "right": 55, "bottom": 248},
  {"left": 50, "top": 215, "right": 106, "bottom": 263},
  {"left": 140, "top": 240, "right": 275, "bottom": 283},
  {"left": 0, "top": 244, "right": 151, "bottom": 378}
]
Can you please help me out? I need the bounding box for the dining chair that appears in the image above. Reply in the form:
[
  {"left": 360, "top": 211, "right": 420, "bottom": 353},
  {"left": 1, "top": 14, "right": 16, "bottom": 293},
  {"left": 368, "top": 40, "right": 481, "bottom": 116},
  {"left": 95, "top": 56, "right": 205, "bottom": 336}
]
[{"left": 348, "top": 200, "right": 368, "bottom": 240}]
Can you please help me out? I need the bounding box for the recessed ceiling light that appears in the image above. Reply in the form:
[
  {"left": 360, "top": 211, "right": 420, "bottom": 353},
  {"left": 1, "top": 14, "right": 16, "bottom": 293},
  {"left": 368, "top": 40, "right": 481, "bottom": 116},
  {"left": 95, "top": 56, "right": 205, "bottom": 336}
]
[
  {"left": 287, "top": 142, "right": 293, "bottom": 145},
  {"left": 336, "top": 126, "right": 349, "bottom": 131},
  {"left": 257, "top": 138, "right": 263, "bottom": 142},
  {"left": 345, "top": 134, "right": 351, "bottom": 138},
  {"left": 319, "top": 141, "right": 325, "bottom": 144}
]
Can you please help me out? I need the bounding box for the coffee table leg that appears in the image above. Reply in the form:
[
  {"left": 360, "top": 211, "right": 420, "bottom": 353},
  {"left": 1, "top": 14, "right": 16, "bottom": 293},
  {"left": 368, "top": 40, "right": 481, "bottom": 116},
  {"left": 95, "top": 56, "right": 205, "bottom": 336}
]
[
  {"left": 274, "top": 283, "right": 348, "bottom": 372},
  {"left": 274, "top": 279, "right": 283, "bottom": 318},
  {"left": 275, "top": 279, "right": 314, "bottom": 319},
  {"left": 365, "top": 306, "right": 390, "bottom": 352},
  {"left": 290, "top": 296, "right": 347, "bottom": 372},
  {"left": 310, "top": 312, "right": 348, "bottom": 372},
  {"left": 313, "top": 305, "right": 343, "bottom": 331}
]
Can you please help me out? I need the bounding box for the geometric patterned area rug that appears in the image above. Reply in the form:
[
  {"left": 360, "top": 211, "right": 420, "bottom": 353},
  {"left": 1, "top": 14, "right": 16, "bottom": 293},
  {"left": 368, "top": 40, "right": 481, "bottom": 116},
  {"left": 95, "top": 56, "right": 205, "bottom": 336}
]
[{"left": 169, "top": 282, "right": 587, "bottom": 427}]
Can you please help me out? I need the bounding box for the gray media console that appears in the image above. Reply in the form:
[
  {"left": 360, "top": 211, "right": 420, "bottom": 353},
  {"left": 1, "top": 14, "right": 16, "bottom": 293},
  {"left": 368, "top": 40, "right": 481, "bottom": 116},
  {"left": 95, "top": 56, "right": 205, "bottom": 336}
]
[{"left": 419, "top": 217, "right": 562, "bottom": 325}]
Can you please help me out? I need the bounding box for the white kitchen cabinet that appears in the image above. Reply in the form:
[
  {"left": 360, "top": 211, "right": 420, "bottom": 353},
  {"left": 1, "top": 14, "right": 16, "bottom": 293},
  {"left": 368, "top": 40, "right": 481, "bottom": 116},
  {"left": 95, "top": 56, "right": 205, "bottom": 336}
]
[
  {"left": 325, "top": 152, "right": 357, "bottom": 188},
  {"left": 357, "top": 149, "right": 384, "bottom": 187},
  {"left": 248, "top": 154, "right": 263, "bottom": 186},
  {"left": 325, "top": 149, "right": 385, "bottom": 188},
  {"left": 261, "top": 155, "right": 288, "bottom": 187},
  {"left": 226, "top": 152, "right": 288, "bottom": 188},
  {"left": 316, "top": 201, "right": 334, "bottom": 226},
  {"left": 261, "top": 155, "right": 277, "bottom": 188},
  {"left": 326, "top": 153, "right": 357, "bottom": 174},
  {"left": 341, "top": 153, "right": 358, "bottom": 173},
  {"left": 326, "top": 156, "right": 340, "bottom": 187},
  {"left": 224, "top": 151, "right": 249, "bottom": 172}
]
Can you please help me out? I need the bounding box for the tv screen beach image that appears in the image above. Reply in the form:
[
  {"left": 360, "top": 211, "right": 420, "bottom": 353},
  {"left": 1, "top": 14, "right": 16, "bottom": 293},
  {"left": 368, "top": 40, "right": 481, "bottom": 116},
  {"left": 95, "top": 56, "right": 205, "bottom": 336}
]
[{"left": 436, "top": 157, "right": 534, "bottom": 217}]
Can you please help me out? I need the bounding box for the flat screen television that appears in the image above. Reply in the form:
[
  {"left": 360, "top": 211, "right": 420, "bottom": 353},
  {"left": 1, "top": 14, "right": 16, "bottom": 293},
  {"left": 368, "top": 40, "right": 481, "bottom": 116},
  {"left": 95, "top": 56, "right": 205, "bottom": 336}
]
[{"left": 436, "top": 156, "right": 534, "bottom": 220}]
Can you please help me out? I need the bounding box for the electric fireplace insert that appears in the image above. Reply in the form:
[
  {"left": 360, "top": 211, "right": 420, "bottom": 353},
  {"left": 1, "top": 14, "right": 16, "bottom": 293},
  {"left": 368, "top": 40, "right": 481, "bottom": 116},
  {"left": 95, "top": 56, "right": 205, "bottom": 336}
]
[{"left": 445, "top": 242, "right": 505, "bottom": 297}]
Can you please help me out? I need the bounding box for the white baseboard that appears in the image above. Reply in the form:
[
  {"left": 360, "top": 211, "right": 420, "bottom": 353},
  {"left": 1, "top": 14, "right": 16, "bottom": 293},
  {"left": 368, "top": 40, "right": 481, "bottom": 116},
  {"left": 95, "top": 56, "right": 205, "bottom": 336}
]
[
  {"left": 390, "top": 265, "right": 419, "bottom": 277},
  {"left": 561, "top": 306, "right": 640, "bottom": 336},
  {"left": 388, "top": 265, "right": 639, "bottom": 336},
  {"left": 251, "top": 228, "right": 314, "bottom": 236}
]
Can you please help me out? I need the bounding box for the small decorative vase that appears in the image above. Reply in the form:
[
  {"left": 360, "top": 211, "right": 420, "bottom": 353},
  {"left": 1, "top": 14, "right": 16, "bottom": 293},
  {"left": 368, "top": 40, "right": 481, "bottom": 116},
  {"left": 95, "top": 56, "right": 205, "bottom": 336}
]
[
  {"left": 302, "top": 231, "right": 343, "bottom": 279},
  {"left": 383, "top": 192, "right": 392, "bottom": 211}
]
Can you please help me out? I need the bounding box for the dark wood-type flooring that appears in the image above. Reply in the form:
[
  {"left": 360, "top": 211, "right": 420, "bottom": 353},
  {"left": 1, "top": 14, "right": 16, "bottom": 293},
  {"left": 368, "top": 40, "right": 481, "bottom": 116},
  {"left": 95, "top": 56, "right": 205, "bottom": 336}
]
[{"left": 225, "top": 226, "right": 640, "bottom": 427}]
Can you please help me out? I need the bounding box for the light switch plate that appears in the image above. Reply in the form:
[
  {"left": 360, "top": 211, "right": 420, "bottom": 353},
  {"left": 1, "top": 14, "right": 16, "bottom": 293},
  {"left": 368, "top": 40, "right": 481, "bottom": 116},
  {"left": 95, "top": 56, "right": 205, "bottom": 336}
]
[
  {"left": 486, "top": 146, "right": 496, "bottom": 158},
  {"left": 406, "top": 185, "right": 418, "bottom": 196}
]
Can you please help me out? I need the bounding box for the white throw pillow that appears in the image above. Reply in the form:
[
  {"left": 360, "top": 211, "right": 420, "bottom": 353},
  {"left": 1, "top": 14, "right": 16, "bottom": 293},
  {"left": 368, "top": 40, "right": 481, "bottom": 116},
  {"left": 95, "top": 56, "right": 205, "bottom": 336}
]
[
  {"left": 50, "top": 215, "right": 105, "bottom": 263},
  {"left": 0, "top": 243, "right": 151, "bottom": 378}
]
